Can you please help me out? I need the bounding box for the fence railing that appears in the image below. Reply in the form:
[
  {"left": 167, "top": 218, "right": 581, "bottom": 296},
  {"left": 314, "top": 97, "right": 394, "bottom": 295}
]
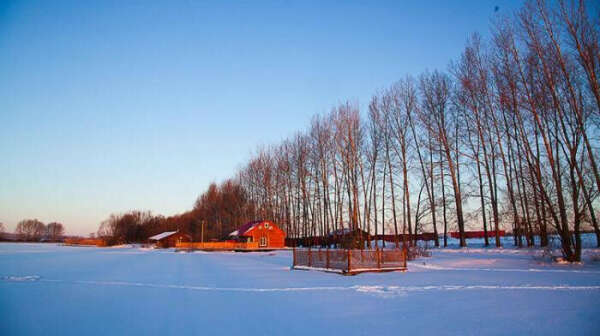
[
  {"left": 63, "top": 238, "right": 107, "bottom": 247},
  {"left": 406, "top": 246, "right": 432, "bottom": 260},
  {"left": 292, "top": 248, "right": 407, "bottom": 274},
  {"left": 176, "top": 241, "right": 260, "bottom": 250}
]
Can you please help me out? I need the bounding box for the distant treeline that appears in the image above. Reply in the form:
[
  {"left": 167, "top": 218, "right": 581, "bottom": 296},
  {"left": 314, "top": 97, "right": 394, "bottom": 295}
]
[
  {"left": 96, "top": 180, "right": 256, "bottom": 245},
  {"left": 97, "top": 1, "right": 600, "bottom": 262},
  {"left": 0, "top": 219, "right": 65, "bottom": 242}
]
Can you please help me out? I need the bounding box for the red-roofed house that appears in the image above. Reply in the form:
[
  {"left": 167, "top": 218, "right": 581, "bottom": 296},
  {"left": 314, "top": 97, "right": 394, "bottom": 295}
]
[{"left": 228, "top": 220, "right": 285, "bottom": 249}]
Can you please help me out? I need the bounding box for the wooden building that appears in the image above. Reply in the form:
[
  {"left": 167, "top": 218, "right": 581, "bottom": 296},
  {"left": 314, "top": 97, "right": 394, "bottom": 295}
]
[
  {"left": 450, "top": 230, "right": 506, "bottom": 239},
  {"left": 148, "top": 231, "right": 191, "bottom": 248},
  {"left": 228, "top": 220, "right": 285, "bottom": 249},
  {"left": 374, "top": 233, "right": 438, "bottom": 242},
  {"left": 328, "top": 228, "right": 371, "bottom": 249}
]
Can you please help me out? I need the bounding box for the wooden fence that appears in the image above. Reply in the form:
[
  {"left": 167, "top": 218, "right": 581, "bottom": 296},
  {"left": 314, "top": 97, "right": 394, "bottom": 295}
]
[
  {"left": 63, "top": 238, "right": 107, "bottom": 247},
  {"left": 286, "top": 233, "right": 439, "bottom": 248},
  {"left": 292, "top": 248, "right": 407, "bottom": 275},
  {"left": 176, "top": 241, "right": 260, "bottom": 250}
]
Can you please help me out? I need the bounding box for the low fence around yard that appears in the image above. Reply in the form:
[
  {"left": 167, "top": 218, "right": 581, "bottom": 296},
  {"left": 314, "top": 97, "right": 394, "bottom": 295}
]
[
  {"left": 292, "top": 248, "right": 407, "bottom": 275},
  {"left": 176, "top": 241, "right": 260, "bottom": 250}
]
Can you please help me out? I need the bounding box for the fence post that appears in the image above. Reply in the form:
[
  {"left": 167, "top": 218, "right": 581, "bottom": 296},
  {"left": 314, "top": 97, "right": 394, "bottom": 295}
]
[
  {"left": 326, "top": 248, "right": 330, "bottom": 269},
  {"left": 376, "top": 248, "right": 381, "bottom": 269},
  {"left": 347, "top": 249, "right": 351, "bottom": 272},
  {"left": 403, "top": 248, "right": 407, "bottom": 269},
  {"left": 293, "top": 247, "right": 296, "bottom": 267},
  {"left": 308, "top": 247, "right": 312, "bottom": 267}
]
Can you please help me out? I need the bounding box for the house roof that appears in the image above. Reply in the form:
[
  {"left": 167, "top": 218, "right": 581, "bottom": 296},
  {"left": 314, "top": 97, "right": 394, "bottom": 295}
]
[
  {"left": 229, "top": 220, "right": 265, "bottom": 237},
  {"left": 148, "top": 231, "right": 178, "bottom": 241}
]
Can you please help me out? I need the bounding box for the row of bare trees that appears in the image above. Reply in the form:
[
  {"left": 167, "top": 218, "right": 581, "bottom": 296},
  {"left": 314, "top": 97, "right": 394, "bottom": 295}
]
[
  {"left": 13, "top": 219, "right": 65, "bottom": 241},
  {"left": 231, "top": 0, "right": 599, "bottom": 261},
  {"left": 93, "top": 1, "right": 598, "bottom": 261}
]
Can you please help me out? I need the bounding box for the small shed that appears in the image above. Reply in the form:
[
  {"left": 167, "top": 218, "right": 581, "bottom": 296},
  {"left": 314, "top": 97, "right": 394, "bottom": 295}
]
[
  {"left": 148, "top": 231, "right": 191, "bottom": 248},
  {"left": 328, "top": 228, "right": 371, "bottom": 249},
  {"left": 228, "top": 220, "right": 286, "bottom": 249}
]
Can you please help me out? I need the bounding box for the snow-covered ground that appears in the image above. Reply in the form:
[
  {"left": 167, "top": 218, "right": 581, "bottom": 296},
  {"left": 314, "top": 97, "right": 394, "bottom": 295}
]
[{"left": 1, "top": 243, "right": 599, "bottom": 335}]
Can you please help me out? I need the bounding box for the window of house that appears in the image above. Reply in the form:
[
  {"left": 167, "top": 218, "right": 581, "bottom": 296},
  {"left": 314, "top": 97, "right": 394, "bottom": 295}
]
[{"left": 259, "top": 236, "right": 267, "bottom": 247}]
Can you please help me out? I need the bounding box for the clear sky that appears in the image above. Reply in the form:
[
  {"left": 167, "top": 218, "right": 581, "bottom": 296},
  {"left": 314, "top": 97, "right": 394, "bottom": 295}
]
[{"left": 0, "top": 0, "right": 522, "bottom": 235}]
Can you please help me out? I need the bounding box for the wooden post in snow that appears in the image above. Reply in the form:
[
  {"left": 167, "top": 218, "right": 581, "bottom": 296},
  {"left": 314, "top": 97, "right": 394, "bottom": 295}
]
[
  {"left": 318, "top": 248, "right": 321, "bottom": 265},
  {"left": 201, "top": 220, "right": 204, "bottom": 244},
  {"left": 347, "top": 249, "right": 351, "bottom": 272},
  {"left": 308, "top": 247, "right": 312, "bottom": 267},
  {"left": 376, "top": 248, "right": 381, "bottom": 269},
  {"left": 292, "top": 248, "right": 296, "bottom": 267},
  {"left": 326, "top": 248, "right": 330, "bottom": 269}
]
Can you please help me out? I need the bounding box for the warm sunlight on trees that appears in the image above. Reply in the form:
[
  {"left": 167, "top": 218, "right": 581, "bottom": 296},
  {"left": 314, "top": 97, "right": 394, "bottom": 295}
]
[
  {"left": 94, "top": 0, "right": 600, "bottom": 262},
  {"left": 15, "top": 219, "right": 45, "bottom": 241},
  {"left": 46, "top": 222, "right": 65, "bottom": 242}
]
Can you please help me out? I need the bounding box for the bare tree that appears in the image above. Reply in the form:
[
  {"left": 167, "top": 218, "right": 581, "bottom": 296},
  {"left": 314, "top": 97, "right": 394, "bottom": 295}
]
[
  {"left": 15, "top": 219, "right": 46, "bottom": 241},
  {"left": 46, "top": 222, "right": 65, "bottom": 242},
  {"left": 420, "top": 71, "right": 467, "bottom": 247}
]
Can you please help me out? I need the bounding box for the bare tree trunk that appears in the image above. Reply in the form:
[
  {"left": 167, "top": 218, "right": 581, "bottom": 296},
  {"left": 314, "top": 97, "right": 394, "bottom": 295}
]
[
  {"left": 476, "top": 150, "right": 489, "bottom": 246},
  {"left": 440, "top": 148, "right": 448, "bottom": 248}
]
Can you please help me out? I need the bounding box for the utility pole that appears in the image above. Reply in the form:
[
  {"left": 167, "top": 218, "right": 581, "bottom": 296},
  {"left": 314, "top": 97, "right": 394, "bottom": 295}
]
[{"left": 201, "top": 220, "right": 204, "bottom": 243}]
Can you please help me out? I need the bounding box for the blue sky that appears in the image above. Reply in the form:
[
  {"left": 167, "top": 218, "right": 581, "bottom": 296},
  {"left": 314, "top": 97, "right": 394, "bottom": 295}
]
[{"left": 0, "top": 0, "right": 522, "bottom": 235}]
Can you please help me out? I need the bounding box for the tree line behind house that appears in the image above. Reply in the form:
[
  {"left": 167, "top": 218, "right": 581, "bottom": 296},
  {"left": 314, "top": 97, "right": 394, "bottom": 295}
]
[{"left": 95, "top": 181, "right": 253, "bottom": 246}]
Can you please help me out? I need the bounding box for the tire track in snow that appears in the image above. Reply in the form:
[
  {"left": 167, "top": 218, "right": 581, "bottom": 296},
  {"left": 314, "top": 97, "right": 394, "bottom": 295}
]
[{"left": 3, "top": 276, "right": 600, "bottom": 295}]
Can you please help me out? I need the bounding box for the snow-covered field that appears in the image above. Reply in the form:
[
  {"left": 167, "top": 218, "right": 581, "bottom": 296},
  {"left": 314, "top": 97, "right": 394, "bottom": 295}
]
[{"left": 1, "top": 243, "right": 599, "bottom": 335}]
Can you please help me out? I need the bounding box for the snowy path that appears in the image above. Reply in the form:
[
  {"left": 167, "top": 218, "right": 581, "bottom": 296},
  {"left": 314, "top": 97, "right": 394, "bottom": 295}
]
[
  {"left": 1, "top": 243, "right": 599, "bottom": 335},
  {"left": 5, "top": 275, "right": 600, "bottom": 292}
]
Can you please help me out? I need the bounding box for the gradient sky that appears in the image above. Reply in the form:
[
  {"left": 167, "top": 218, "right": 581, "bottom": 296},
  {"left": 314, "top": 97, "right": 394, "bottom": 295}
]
[{"left": 0, "top": 0, "right": 522, "bottom": 235}]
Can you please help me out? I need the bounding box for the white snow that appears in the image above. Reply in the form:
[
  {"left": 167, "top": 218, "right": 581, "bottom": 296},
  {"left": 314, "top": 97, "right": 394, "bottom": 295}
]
[
  {"left": 147, "top": 231, "right": 178, "bottom": 241},
  {"left": 1, "top": 241, "right": 599, "bottom": 335},
  {"left": 1, "top": 275, "right": 41, "bottom": 282}
]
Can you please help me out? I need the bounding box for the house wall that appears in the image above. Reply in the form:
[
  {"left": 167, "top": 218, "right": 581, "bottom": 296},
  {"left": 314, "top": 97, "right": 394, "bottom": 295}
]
[
  {"left": 157, "top": 233, "right": 191, "bottom": 248},
  {"left": 247, "top": 221, "right": 285, "bottom": 248},
  {"left": 177, "top": 241, "right": 260, "bottom": 250}
]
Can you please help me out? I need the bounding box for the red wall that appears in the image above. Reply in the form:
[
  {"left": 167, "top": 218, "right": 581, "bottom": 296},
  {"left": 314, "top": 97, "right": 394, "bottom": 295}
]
[
  {"left": 450, "top": 231, "right": 506, "bottom": 239},
  {"left": 247, "top": 221, "right": 286, "bottom": 248},
  {"left": 158, "top": 232, "right": 191, "bottom": 248}
]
